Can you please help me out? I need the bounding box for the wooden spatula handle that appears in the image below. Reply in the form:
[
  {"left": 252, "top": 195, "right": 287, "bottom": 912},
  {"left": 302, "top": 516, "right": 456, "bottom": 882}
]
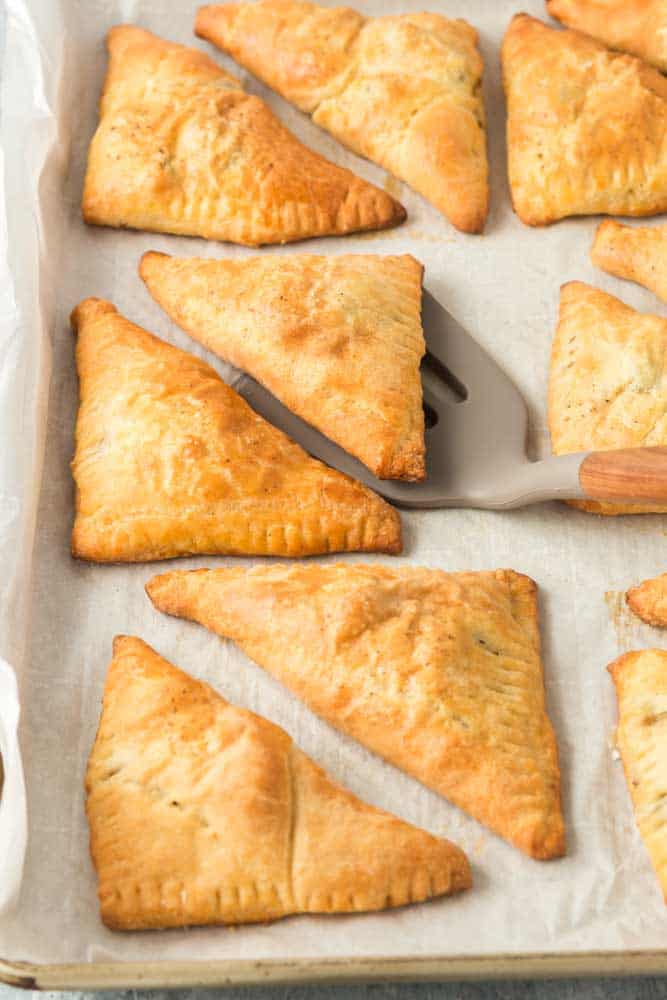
[{"left": 580, "top": 447, "right": 667, "bottom": 503}]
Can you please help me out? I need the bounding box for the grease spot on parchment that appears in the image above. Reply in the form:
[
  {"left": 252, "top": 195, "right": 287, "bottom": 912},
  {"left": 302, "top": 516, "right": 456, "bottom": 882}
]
[
  {"left": 605, "top": 590, "right": 640, "bottom": 651},
  {"left": 354, "top": 227, "right": 399, "bottom": 243},
  {"left": 402, "top": 227, "right": 455, "bottom": 244}
]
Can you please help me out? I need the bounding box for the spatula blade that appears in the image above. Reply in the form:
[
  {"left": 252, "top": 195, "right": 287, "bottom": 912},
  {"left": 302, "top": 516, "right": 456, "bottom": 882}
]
[{"left": 236, "top": 292, "right": 530, "bottom": 509}]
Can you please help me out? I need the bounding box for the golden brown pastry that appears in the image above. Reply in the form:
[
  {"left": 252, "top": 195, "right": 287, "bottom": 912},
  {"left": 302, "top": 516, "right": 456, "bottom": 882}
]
[
  {"left": 195, "top": 1, "right": 488, "bottom": 233},
  {"left": 140, "top": 251, "right": 426, "bottom": 481},
  {"left": 81, "top": 26, "right": 405, "bottom": 247},
  {"left": 547, "top": 0, "right": 667, "bottom": 73},
  {"left": 627, "top": 573, "right": 667, "bottom": 627},
  {"left": 147, "top": 563, "right": 565, "bottom": 859},
  {"left": 548, "top": 282, "right": 667, "bottom": 515},
  {"left": 591, "top": 221, "right": 667, "bottom": 305},
  {"left": 608, "top": 649, "right": 667, "bottom": 902},
  {"left": 86, "top": 636, "right": 471, "bottom": 930},
  {"left": 502, "top": 14, "right": 667, "bottom": 226},
  {"left": 70, "top": 298, "right": 401, "bottom": 562}
]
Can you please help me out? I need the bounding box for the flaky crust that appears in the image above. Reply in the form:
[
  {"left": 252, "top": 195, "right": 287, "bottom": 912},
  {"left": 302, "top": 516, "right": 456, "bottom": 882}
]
[
  {"left": 627, "top": 573, "right": 667, "bottom": 627},
  {"left": 547, "top": 0, "right": 667, "bottom": 73},
  {"left": 591, "top": 221, "right": 667, "bottom": 305},
  {"left": 81, "top": 25, "right": 405, "bottom": 247},
  {"left": 608, "top": 649, "right": 667, "bottom": 902},
  {"left": 548, "top": 282, "right": 667, "bottom": 515},
  {"left": 195, "top": 1, "right": 488, "bottom": 233},
  {"left": 86, "top": 637, "right": 471, "bottom": 930},
  {"left": 70, "top": 298, "right": 401, "bottom": 561},
  {"left": 140, "top": 251, "right": 425, "bottom": 481},
  {"left": 147, "top": 564, "right": 565, "bottom": 859},
  {"left": 503, "top": 14, "right": 667, "bottom": 226}
]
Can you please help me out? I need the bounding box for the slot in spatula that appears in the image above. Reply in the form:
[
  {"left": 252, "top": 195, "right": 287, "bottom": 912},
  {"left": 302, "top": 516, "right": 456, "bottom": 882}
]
[{"left": 237, "top": 291, "right": 667, "bottom": 510}]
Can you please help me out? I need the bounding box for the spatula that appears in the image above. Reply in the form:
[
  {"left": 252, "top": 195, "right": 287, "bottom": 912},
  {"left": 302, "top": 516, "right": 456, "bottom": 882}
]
[{"left": 237, "top": 291, "right": 667, "bottom": 510}]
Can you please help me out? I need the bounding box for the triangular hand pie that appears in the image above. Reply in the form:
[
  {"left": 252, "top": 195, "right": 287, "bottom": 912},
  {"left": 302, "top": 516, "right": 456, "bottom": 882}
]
[
  {"left": 86, "top": 636, "right": 471, "bottom": 929},
  {"left": 608, "top": 649, "right": 667, "bottom": 902},
  {"left": 591, "top": 221, "right": 667, "bottom": 305},
  {"left": 195, "top": 1, "right": 489, "bottom": 233},
  {"left": 81, "top": 26, "right": 405, "bottom": 246},
  {"left": 626, "top": 573, "right": 667, "bottom": 628},
  {"left": 146, "top": 564, "right": 565, "bottom": 859},
  {"left": 547, "top": 0, "right": 667, "bottom": 73},
  {"left": 140, "top": 251, "right": 426, "bottom": 481},
  {"left": 502, "top": 14, "right": 667, "bottom": 226},
  {"left": 70, "top": 298, "right": 401, "bottom": 561},
  {"left": 548, "top": 281, "right": 667, "bottom": 515}
]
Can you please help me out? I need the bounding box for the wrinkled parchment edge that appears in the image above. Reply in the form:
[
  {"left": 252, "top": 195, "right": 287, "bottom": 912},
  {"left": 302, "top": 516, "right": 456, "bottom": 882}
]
[{"left": 0, "top": 0, "right": 67, "bottom": 912}]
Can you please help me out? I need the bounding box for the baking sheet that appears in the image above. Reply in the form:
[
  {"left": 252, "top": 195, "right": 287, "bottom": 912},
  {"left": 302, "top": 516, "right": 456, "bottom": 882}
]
[{"left": 1, "top": 0, "right": 666, "bottom": 970}]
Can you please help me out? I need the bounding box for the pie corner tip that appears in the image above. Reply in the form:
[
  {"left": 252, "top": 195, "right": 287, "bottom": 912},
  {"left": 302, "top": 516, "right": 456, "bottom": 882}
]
[
  {"left": 376, "top": 514, "right": 403, "bottom": 555},
  {"left": 625, "top": 583, "right": 640, "bottom": 611},
  {"left": 595, "top": 218, "right": 618, "bottom": 236},
  {"left": 145, "top": 570, "right": 194, "bottom": 614},
  {"left": 99, "top": 907, "right": 125, "bottom": 932},
  {"left": 590, "top": 218, "right": 616, "bottom": 252},
  {"left": 453, "top": 852, "right": 474, "bottom": 893},
  {"left": 111, "top": 633, "right": 136, "bottom": 657},
  {"left": 375, "top": 196, "right": 407, "bottom": 232},
  {"left": 80, "top": 193, "right": 97, "bottom": 227},
  {"left": 70, "top": 296, "right": 116, "bottom": 333},
  {"left": 394, "top": 201, "right": 408, "bottom": 225},
  {"left": 105, "top": 23, "right": 124, "bottom": 47},
  {"left": 138, "top": 249, "right": 169, "bottom": 280},
  {"left": 515, "top": 812, "right": 566, "bottom": 860},
  {"left": 195, "top": 3, "right": 229, "bottom": 36},
  {"left": 607, "top": 650, "right": 637, "bottom": 683},
  {"left": 106, "top": 22, "right": 143, "bottom": 52},
  {"left": 144, "top": 571, "right": 172, "bottom": 607},
  {"left": 535, "top": 824, "right": 567, "bottom": 861},
  {"left": 451, "top": 198, "right": 489, "bottom": 235},
  {"left": 625, "top": 580, "right": 667, "bottom": 628},
  {"left": 558, "top": 279, "right": 586, "bottom": 301},
  {"left": 406, "top": 253, "right": 425, "bottom": 278},
  {"left": 507, "top": 10, "right": 536, "bottom": 34},
  {"left": 505, "top": 567, "right": 538, "bottom": 594},
  {"left": 381, "top": 450, "right": 426, "bottom": 484}
]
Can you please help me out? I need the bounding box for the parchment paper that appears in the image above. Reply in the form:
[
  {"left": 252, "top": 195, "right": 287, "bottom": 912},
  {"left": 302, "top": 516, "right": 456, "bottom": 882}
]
[{"left": 1, "top": 0, "right": 666, "bottom": 968}]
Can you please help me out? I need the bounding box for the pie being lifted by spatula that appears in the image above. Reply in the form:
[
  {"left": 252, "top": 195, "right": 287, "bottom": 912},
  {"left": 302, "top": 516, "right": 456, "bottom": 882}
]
[{"left": 140, "top": 251, "right": 426, "bottom": 481}]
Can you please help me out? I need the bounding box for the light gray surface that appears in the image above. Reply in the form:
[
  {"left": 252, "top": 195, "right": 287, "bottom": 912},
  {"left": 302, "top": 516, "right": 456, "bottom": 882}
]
[
  {"left": 1, "top": 3, "right": 666, "bottom": 999},
  {"left": 2, "top": 982, "right": 667, "bottom": 999}
]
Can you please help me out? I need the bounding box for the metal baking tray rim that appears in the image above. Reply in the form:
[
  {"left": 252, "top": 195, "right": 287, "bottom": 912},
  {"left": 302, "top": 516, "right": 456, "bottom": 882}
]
[{"left": 3, "top": 949, "right": 667, "bottom": 989}]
